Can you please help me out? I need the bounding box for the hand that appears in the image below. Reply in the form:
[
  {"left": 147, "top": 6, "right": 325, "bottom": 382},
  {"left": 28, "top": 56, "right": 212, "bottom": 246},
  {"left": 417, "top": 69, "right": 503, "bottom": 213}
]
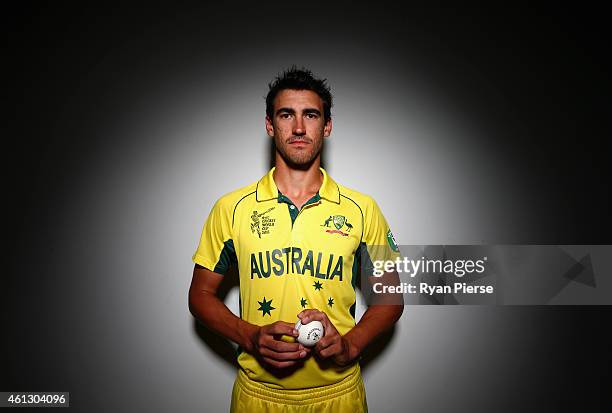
[
  {"left": 251, "top": 321, "right": 311, "bottom": 369},
  {"left": 298, "top": 309, "right": 360, "bottom": 366}
]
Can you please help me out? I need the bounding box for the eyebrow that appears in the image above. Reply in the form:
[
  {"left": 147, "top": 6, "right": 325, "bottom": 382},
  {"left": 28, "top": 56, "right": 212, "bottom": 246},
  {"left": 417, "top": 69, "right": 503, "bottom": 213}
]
[{"left": 276, "top": 107, "right": 322, "bottom": 116}]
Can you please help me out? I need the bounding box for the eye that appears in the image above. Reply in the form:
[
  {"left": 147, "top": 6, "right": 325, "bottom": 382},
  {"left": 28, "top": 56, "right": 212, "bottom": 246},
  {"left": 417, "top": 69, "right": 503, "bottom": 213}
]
[
  {"left": 305, "top": 113, "right": 318, "bottom": 119},
  {"left": 279, "top": 113, "right": 292, "bottom": 119}
]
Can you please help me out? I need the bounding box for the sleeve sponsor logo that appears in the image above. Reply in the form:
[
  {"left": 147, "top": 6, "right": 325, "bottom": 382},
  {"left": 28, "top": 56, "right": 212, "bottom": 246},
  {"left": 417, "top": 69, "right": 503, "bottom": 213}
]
[{"left": 387, "top": 229, "right": 400, "bottom": 252}]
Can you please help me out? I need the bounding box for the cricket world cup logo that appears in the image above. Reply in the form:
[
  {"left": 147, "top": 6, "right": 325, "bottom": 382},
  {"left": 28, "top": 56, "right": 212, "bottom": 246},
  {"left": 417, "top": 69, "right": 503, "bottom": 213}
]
[{"left": 251, "top": 207, "right": 275, "bottom": 238}]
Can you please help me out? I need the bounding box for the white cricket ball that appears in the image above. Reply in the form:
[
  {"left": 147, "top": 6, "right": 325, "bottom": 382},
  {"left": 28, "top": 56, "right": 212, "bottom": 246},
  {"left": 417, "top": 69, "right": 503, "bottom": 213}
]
[{"left": 295, "top": 319, "right": 324, "bottom": 347}]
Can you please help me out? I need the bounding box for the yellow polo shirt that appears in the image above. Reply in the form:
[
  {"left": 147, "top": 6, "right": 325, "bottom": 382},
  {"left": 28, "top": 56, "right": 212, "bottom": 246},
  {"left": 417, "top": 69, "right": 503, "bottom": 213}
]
[{"left": 193, "top": 167, "right": 399, "bottom": 389}]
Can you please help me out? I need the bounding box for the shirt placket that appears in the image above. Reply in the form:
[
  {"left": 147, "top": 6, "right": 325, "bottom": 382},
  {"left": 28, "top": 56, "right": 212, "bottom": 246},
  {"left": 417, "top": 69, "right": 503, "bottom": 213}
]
[{"left": 277, "top": 193, "right": 321, "bottom": 228}]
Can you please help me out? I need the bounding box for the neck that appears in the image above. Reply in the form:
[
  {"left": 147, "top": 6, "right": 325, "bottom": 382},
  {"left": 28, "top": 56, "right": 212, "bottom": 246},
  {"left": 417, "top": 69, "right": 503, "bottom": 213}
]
[{"left": 273, "top": 153, "right": 323, "bottom": 199}]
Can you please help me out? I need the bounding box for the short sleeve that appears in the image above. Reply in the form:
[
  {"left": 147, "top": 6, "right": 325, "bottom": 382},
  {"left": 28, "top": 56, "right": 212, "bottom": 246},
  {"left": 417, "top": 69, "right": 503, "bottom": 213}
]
[
  {"left": 362, "top": 197, "right": 400, "bottom": 264},
  {"left": 192, "top": 198, "right": 236, "bottom": 275}
]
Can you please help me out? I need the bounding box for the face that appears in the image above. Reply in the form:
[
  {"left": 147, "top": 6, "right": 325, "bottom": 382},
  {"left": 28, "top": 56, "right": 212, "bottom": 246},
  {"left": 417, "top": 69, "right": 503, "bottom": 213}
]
[{"left": 265, "top": 89, "right": 332, "bottom": 168}]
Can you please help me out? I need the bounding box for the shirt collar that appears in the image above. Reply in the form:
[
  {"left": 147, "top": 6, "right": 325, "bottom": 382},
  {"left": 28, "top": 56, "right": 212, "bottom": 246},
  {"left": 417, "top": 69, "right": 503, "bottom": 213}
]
[{"left": 256, "top": 167, "right": 341, "bottom": 204}]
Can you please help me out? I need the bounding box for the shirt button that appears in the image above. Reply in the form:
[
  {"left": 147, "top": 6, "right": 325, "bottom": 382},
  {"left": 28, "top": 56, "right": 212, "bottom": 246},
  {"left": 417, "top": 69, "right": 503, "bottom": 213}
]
[{"left": 289, "top": 205, "right": 295, "bottom": 210}]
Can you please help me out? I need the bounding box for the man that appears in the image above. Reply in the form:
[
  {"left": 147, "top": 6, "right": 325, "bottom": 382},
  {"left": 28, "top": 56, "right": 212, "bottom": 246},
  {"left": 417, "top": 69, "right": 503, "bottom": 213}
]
[{"left": 189, "top": 67, "right": 403, "bottom": 412}]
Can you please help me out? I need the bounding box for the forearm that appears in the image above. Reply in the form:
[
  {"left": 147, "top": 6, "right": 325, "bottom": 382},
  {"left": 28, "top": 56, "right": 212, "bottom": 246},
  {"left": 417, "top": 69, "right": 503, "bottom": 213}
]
[
  {"left": 189, "top": 289, "right": 258, "bottom": 352},
  {"left": 344, "top": 304, "right": 403, "bottom": 357},
  {"left": 345, "top": 269, "right": 404, "bottom": 355}
]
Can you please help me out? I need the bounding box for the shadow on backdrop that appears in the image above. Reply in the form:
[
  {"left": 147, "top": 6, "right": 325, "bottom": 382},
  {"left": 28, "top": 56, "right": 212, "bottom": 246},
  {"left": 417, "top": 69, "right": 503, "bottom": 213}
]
[{"left": 192, "top": 265, "right": 240, "bottom": 368}]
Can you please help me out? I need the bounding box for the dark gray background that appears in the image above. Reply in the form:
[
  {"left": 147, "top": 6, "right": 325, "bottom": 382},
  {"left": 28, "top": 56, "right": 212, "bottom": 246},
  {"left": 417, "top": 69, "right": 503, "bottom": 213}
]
[{"left": 3, "top": 3, "right": 611, "bottom": 412}]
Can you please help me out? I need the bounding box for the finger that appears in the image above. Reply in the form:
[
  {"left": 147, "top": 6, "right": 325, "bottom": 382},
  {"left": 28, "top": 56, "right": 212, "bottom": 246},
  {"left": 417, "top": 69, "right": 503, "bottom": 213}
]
[
  {"left": 264, "top": 321, "right": 299, "bottom": 337},
  {"left": 302, "top": 314, "right": 337, "bottom": 337},
  {"left": 299, "top": 310, "right": 327, "bottom": 325},
  {"left": 260, "top": 347, "right": 308, "bottom": 361},
  {"left": 298, "top": 309, "right": 321, "bottom": 320},
  {"left": 314, "top": 334, "right": 337, "bottom": 353},
  {"left": 263, "top": 338, "right": 302, "bottom": 353},
  {"left": 318, "top": 342, "right": 342, "bottom": 359}
]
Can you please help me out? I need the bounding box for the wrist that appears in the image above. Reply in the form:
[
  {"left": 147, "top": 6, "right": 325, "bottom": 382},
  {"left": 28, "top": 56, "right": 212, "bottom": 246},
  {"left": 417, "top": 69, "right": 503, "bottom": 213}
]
[
  {"left": 344, "top": 335, "right": 361, "bottom": 361},
  {"left": 239, "top": 322, "right": 260, "bottom": 353},
  {"left": 334, "top": 334, "right": 361, "bottom": 366}
]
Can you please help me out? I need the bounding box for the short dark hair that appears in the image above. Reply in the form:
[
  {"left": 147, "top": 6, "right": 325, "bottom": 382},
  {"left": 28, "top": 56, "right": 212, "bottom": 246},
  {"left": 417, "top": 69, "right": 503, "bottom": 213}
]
[{"left": 266, "top": 66, "right": 333, "bottom": 121}]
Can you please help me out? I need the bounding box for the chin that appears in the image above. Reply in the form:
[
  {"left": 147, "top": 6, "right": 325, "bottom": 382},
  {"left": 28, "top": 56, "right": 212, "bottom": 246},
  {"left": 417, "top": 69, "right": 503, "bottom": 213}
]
[{"left": 282, "top": 155, "right": 318, "bottom": 169}]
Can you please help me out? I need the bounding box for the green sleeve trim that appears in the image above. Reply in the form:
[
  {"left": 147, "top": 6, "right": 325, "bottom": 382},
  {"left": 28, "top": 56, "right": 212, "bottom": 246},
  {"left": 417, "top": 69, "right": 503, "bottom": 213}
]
[
  {"left": 213, "top": 239, "right": 237, "bottom": 274},
  {"left": 349, "top": 242, "right": 371, "bottom": 320}
]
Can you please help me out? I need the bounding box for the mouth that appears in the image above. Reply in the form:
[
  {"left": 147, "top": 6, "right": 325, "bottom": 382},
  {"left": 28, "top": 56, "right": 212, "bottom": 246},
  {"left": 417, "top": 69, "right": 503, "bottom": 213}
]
[{"left": 287, "top": 138, "right": 311, "bottom": 145}]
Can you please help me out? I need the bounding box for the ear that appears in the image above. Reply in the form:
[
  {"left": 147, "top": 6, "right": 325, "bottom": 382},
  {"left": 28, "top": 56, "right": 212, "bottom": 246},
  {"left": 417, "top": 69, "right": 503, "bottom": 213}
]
[
  {"left": 265, "top": 116, "right": 275, "bottom": 137},
  {"left": 323, "top": 117, "right": 333, "bottom": 138}
]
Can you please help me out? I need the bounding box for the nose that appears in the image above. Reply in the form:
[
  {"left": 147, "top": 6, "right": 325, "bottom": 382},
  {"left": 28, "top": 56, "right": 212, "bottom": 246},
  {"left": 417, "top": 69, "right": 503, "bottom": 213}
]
[{"left": 293, "top": 116, "right": 306, "bottom": 136}]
